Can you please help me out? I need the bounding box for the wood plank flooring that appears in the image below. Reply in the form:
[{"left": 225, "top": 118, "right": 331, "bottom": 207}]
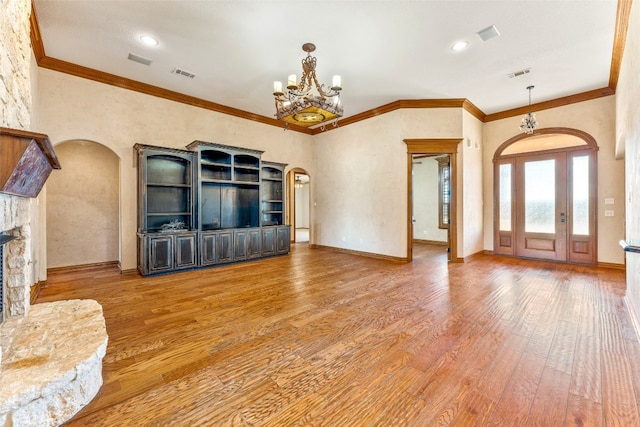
[{"left": 35, "top": 243, "right": 639, "bottom": 426}]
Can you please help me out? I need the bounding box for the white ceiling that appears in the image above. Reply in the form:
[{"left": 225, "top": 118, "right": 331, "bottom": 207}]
[{"left": 34, "top": 0, "right": 619, "bottom": 122}]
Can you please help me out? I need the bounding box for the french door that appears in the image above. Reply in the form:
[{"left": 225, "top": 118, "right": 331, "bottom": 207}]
[{"left": 495, "top": 149, "right": 595, "bottom": 264}]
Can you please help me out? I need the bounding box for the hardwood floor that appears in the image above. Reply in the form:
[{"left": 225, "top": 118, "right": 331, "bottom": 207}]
[{"left": 36, "top": 243, "right": 639, "bottom": 426}]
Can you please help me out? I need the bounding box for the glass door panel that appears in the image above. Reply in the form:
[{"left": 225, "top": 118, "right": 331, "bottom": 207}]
[
  {"left": 572, "top": 155, "right": 589, "bottom": 235},
  {"left": 495, "top": 161, "right": 514, "bottom": 256},
  {"left": 524, "top": 159, "right": 555, "bottom": 233},
  {"left": 515, "top": 153, "right": 567, "bottom": 261},
  {"left": 568, "top": 153, "right": 594, "bottom": 264},
  {"left": 499, "top": 163, "right": 512, "bottom": 232}
]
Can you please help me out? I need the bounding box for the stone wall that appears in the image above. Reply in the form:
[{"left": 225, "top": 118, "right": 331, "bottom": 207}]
[
  {"left": 1, "top": 0, "right": 34, "bottom": 319},
  {"left": 1, "top": 0, "right": 32, "bottom": 129}
]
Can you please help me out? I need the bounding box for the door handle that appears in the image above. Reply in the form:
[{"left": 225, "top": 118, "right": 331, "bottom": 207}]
[{"left": 560, "top": 212, "right": 565, "bottom": 223}]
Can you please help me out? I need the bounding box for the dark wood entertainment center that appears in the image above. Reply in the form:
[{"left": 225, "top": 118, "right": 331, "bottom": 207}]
[{"left": 135, "top": 141, "right": 290, "bottom": 276}]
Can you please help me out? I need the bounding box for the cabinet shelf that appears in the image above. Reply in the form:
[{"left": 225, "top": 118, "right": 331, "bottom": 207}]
[
  {"left": 201, "top": 178, "right": 232, "bottom": 184},
  {"left": 263, "top": 210, "right": 283, "bottom": 214},
  {"left": 233, "top": 180, "right": 260, "bottom": 186},
  {"left": 200, "top": 160, "right": 231, "bottom": 167},
  {"left": 262, "top": 199, "right": 282, "bottom": 203},
  {"left": 201, "top": 178, "right": 262, "bottom": 185},
  {"left": 148, "top": 212, "right": 192, "bottom": 216},
  {"left": 262, "top": 177, "right": 282, "bottom": 182},
  {"left": 147, "top": 182, "right": 191, "bottom": 188}
]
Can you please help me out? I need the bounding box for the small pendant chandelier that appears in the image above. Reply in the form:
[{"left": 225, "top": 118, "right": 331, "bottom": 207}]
[
  {"left": 519, "top": 85, "right": 538, "bottom": 135},
  {"left": 273, "top": 43, "right": 343, "bottom": 130}
]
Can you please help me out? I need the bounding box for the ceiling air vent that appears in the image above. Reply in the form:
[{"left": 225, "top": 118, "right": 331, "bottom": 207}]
[
  {"left": 507, "top": 68, "right": 531, "bottom": 79},
  {"left": 127, "top": 53, "right": 152, "bottom": 66},
  {"left": 477, "top": 25, "right": 500, "bottom": 42},
  {"left": 171, "top": 68, "right": 196, "bottom": 79}
]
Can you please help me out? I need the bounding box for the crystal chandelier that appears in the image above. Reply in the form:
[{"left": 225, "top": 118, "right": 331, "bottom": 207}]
[
  {"left": 273, "top": 43, "right": 343, "bottom": 129},
  {"left": 519, "top": 85, "right": 538, "bottom": 135}
]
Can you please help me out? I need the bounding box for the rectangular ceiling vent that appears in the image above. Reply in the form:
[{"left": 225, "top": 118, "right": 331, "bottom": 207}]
[
  {"left": 477, "top": 25, "right": 501, "bottom": 42},
  {"left": 127, "top": 53, "right": 152, "bottom": 66},
  {"left": 171, "top": 68, "right": 196, "bottom": 79},
  {"left": 507, "top": 68, "right": 531, "bottom": 79}
]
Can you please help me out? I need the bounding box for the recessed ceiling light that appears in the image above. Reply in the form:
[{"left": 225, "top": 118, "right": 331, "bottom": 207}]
[
  {"left": 451, "top": 40, "right": 469, "bottom": 52},
  {"left": 139, "top": 35, "right": 159, "bottom": 47}
]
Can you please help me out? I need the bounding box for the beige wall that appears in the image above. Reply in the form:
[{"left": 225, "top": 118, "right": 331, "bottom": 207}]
[
  {"left": 37, "top": 68, "right": 314, "bottom": 270},
  {"left": 462, "top": 110, "right": 485, "bottom": 257},
  {"left": 617, "top": 1, "right": 640, "bottom": 326},
  {"left": 46, "top": 141, "right": 119, "bottom": 268},
  {"left": 483, "top": 96, "right": 624, "bottom": 265},
  {"left": 313, "top": 108, "right": 465, "bottom": 258}
]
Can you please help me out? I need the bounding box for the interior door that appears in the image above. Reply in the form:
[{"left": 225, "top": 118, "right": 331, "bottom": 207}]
[{"left": 515, "top": 153, "right": 568, "bottom": 261}]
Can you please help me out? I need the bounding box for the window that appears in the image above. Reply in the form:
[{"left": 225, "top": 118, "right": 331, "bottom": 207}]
[{"left": 437, "top": 156, "right": 450, "bottom": 229}]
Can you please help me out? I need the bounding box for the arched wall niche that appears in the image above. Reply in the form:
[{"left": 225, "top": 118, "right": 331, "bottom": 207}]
[{"left": 46, "top": 139, "right": 121, "bottom": 268}]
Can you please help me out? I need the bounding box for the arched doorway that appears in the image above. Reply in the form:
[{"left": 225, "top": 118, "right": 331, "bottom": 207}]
[
  {"left": 46, "top": 140, "right": 120, "bottom": 268},
  {"left": 493, "top": 128, "right": 598, "bottom": 264},
  {"left": 286, "top": 168, "right": 311, "bottom": 243}
]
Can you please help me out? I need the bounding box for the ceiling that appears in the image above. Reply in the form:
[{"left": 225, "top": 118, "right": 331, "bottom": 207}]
[{"left": 33, "top": 1, "right": 620, "bottom": 127}]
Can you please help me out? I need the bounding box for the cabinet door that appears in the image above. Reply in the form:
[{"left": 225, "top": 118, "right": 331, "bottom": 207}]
[
  {"left": 247, "top": 228, "right": 262, "bottom": 259},
  {"left": 149, "top": 236, "right": 173, "bottom": 272},
  {"left": 262, "top": 227, "right": 276, "bottom": 256},
  {"left": 277, "top": 226, "right": 291, "bottom": 254},
  {"left": 234, "top": 229, "right": 248, "bottom": 261},
  {"left": 175, "top": 234, "right": 197, "bottom": 269},
  {"left": 217, "top": 231, "right": 234, "bottom": 263},
  {"left": 201, "top": 232, "right": 217, "bottom": 265}
]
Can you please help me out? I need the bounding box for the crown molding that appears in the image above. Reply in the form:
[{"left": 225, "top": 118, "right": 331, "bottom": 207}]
[
  {"left": 484, "top": 87, "right": 615, "bottom": 122},
  {"left": 310, "top": 99, "right": 485, "bottom": 135},
  {"left": 29, "top": 1, "right": 629, "bottom": 134},
  {"left": 609, "top": 0, "right": 633, "bottom": 89}
]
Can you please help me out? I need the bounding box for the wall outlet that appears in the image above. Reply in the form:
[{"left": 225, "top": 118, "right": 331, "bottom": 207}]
[
  {"left": 604, "top": 210, "right": 614, "bottom": 217},
  {"left": 605, "top": 198, "right": 614, "bottom": 205}
]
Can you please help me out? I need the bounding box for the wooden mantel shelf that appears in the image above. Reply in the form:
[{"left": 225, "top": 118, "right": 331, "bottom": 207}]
[{"left": 0, "top": 127, "right": 61, "bottom": 198}]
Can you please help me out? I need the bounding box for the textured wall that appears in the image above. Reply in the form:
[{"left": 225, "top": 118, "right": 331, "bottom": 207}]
[
  {"left": 37, "top": 68, "right": 314, "bottom": 270},
  {"left": 313, "top": 109, "right": 464, "bottom": 258},
  {"left": 616, "top": 0, "right": 640, "bottom": 328},
  {"left": 46, "top": 141, "right": 119, "bottom": 268}
]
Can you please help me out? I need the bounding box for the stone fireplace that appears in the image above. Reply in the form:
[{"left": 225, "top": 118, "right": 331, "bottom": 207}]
[
  {"left": 0, "top": 129, "right": 108, "bottom": 425},
  {"left": 1, "top": 2, "right": 108, "bottom": 425},
  {"left": 0, "top": 225, "right": 32, "bottom": 322},
  {"left": 0, "top": 230, "right": 20, "bottom": 323}
]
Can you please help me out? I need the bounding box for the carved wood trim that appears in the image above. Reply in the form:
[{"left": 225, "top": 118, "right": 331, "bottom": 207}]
[
  {"left": 492, "top": 127, "right": 599, "bottom": 162},
  {"left": 609, "top": 0, "right": 634, "bottom": 90},
  {"left": 404, "top": 139, "right": 462, "bottom": 263}
]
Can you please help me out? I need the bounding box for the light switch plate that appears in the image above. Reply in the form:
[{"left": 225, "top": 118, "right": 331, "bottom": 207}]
[
  {"left": 604, "top": 210, "right": 614, "bottom": 217},
  {"left": 605, "top": 198, "right": 614, "bottom": 205}
]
